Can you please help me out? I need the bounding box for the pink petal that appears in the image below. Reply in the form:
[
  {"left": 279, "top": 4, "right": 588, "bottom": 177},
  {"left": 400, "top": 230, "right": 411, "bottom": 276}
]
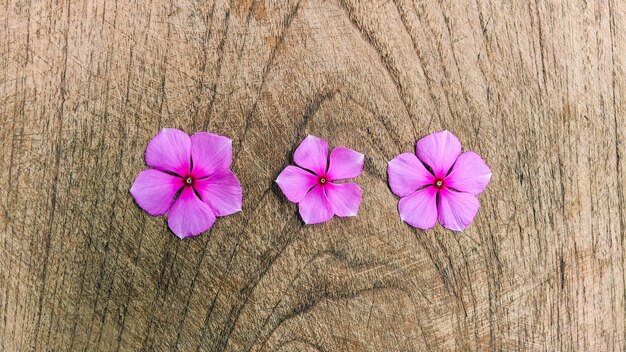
[
  {"left": 145, "top": 128, "right": 191, "bottom": 176},
  {"left": 415, "top": 130, "right": 461, "bottom": 178},
  {"left": 194, "top": 169, "right": 243, "bottom": 217},
  {"left": 190, "top": 132, "right": 233, "bottom": 178},
  {"left": 387, "top": 153, "right": 435, "bottom": 197},
  {"left": 130, "top": 169, "right": 183, "bottom": 216},
  {"left": 167, "top": 186, "right": 216, "bottom": 239},
  {"left": 437, "top": 187, "right": 480, "bottom": 231},
  {"left": 326, "top": 147, "right": 364, "bottom": 181},
  {"left": 398, "top": 187, "right": 438, "bottom": 230},
  {"left": 445, "top": 151, "right": 492, "bottom": 195},
  {"left": 293, "top": 135, "right": 328, "bottom": 175},
  {"left": 298, "top": 185, "right": 334, "bottom": 225},
  {"left": 325, "top": 182, "right": 362, "bottom": 217},
  {"left": 275, "top": 166, "right": 319, "bottom": 203}
]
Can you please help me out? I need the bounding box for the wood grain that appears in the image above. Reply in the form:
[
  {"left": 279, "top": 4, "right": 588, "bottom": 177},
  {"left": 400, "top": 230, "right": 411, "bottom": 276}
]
[{"left": 1, "top": 0, "right": 625, "bottom": 350}]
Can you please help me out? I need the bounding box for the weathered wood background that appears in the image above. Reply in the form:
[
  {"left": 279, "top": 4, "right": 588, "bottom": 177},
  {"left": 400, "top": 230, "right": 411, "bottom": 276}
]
[{"left": 1, "top": 0, "right": 625, "bottom": 350}]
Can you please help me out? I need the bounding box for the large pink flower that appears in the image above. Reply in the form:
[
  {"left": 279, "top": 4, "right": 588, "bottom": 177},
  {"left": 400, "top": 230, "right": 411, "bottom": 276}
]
[
  {"left": 130, "top": 128, "right": 242, "bottom": 238},
  {"left": 276, "top": 135, "right": 364, "bottom": 225},
  {"left": 388, "top": 130, "right": 491, "bottom": 231}
]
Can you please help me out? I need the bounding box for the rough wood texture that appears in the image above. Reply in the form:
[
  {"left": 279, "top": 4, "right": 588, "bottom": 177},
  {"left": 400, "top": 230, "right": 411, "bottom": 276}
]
[{"left": 1, "top": 0, "right": 625, "bottom": 350}]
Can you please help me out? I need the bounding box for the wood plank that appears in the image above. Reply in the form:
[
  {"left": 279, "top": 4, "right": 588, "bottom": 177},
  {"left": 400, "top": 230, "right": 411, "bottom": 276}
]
[{"left": 1, "top": 0, "right": 624, "bottom": 350}]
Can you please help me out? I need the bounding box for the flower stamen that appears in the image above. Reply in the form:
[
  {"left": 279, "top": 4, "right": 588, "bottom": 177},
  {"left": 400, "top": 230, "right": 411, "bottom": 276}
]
[
  {"left": 434, "top": 179, "right": 443, "bottom": 189},
  {"left": 185, "top": 177, "right": 194, "bottom": 185},
  {"left": 319, "top": 176, "right": 327, "bottom": 185}
]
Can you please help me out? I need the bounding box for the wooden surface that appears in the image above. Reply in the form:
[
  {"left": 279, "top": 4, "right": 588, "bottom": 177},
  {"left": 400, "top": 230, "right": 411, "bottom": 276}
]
[{"left": 1, "top": 0, "right": 625, "bottom": 350}]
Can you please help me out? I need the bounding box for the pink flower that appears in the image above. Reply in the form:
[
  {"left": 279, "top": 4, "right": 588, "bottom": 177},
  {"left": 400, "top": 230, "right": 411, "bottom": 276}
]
[
  {"left": 388, "top": 130, "right": 491, "bottom": 231},
  {"left": 276, "top": 135, "right": 364, "bottom": 225},
  {"left": 130, "top": 128, "right": 242, "bottom": 239}
]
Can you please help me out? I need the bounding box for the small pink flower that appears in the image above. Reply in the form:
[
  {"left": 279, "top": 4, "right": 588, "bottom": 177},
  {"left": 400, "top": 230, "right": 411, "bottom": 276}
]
[
  {"left": 130, "top": 128, "right": 242, "bottom": 239},
  {"left": 388, "top": 130, "right": 491, "bottom": 231},
  {"left": 276, "top": 135, "right": 364, "bottom": 225}
]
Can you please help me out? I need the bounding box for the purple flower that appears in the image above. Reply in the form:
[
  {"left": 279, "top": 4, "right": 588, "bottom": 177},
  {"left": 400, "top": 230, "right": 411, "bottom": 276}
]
[
  {"left": 130, "top": 128, "right": 242, "bottom": 238},
  {"left": 388, "top": 130, "right": 491, "bottom": 231},
  {"left": 276, "top": 135, "right": 364, "bottom": 225}
]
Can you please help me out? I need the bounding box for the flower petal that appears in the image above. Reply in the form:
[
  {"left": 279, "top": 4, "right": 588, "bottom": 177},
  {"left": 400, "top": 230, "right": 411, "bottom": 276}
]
[
  {"left": 325, "top": 182, "right": 362, "bottom": 217},
  {"left": 194, "top": 169, "right": 243, "bottom": 217},
  {"left": 445, "top": 151, "right": 492, "bottom": 195},
  {"left": 398, "top": 187, "right": 438, "bottom": 230},
  {"left": 190, "top": 132, "right": 233, "bottom": 178},
  {"left": 387, "top": 153, "right": 435, "bottom": 197},
  {"left": 415, "top": 130, "right": 462, "bottom": 178},
  {"left": 326, "top": 147, "right": 364, "bottom": 181},
  {"left": 276, "top": 165, "right": 319, "bottom": 203},
  {"left": 298, "top": 185, "right": 333, "bottom": 225},
  {"left": 293, "top": 135, "right": 328, "bottom": 175},
  {"left": 130, "top": 169, "right": 183, "bottom": 216},
  {"left": 145, "top": 128, "right": 191, "bottom": 175},
  {"left": 167, "top": 186, "right": 216, "bottom": 239},
  {"left": 437, "top": 187, "right": 480, "bottom": 231}
]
